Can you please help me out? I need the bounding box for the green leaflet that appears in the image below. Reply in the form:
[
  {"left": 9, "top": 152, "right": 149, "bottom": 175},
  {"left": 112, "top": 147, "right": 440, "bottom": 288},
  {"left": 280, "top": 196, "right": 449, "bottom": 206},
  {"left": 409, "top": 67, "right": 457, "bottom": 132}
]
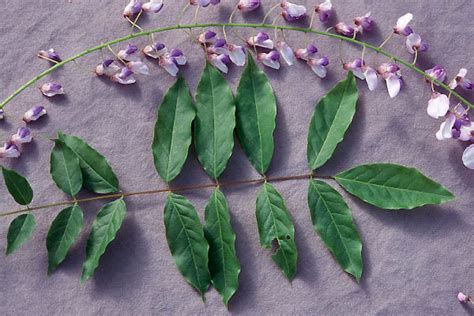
[
  {"left": 334, "top": 163, "right": 455, "bottom": 210},
  {"left": 2, "top": 167, "right": 33, "bottom": 205},
  {"left": 152, "top": 77, "right": 196, "bottom": 183},
  {"left": 256, "top": 183, "right": 297, "bottom": 280},
  {"left": 47, "top": 204, "right": 84, "bottom": 274},
  {"left": 204, "top": 188, "right": 240, "bottom": 306},
  {"left": 307, "top": 71, "right": 358, "bottom": 170},
  {"left": 195, "top": 62, "right": 236, "bottom": 179},
  {"left": 50, "top": 139, "right": 83, "bottom": 196},
  {"left": 164, "top": 193, "right": 210, "bottom": 296},
  {"left": 235, "top": 53, "right": 277, "bottom": 174},
  {"left": 81, "top": 198, "right": 127, "bottom": 282},
  {"left": 6, "top": 213, "right": 36, "bottom": 255},
  {"left": 58, "top": 132, "right": 119, "bottom": 194},
  {"left": 308, "top": 180, "right": 363, "bottom": 281}
]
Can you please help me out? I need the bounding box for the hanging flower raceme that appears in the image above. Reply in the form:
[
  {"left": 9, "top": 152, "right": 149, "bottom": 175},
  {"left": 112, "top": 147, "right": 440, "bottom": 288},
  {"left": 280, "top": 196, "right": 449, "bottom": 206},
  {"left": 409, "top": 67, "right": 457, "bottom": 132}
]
[
  {"left": 38, "top": 48, "right": 61, "bottom": 63},
  {"left": 142, "top": 0, "right": 164, "bottom": 13},
  {"left": 117, "top": 44, "right": 140, "bottom": 62},
  {"left": 0, "top": 141, "right": 20, "bottom": 159},
  {"left": 425, "top": 65, "right": 447, "bottom": 83},
  {"left": 11, "top": 127, "right": 33, "bottom": 145},
  {"left": 23, "top": 105, "right": 47, "bottom": 123},
  {"left": 354, "top": 12, "right": 374, "bottom": 33},
  {"left": 95, "top": 59, "right": 121, "bottom": 77},
  {"left": 334, "top": 22, "right": 355, "bottom": 38},
  {"left": 237, "top": 0, "right": 260, "bottom": 12},
  {"left": 308, "top": 57, "right": 329, "bottom": 78},
  {"left": 198, "top": 31, "right": 217, "bottom": 45},
  {"left": 427, "top": 93, "right": 449, "bottom": 119},
  {"left": 280, "top": 1, "right": 307, "bottom": 22},
  {"left": 449, "top": 68, "right": 473, "bottom": 90},
  {"left": 247, "top": 32, "right": 274, "bottom": 49},
  {"left": 314, "top": 0, "right": 332, "bottom": 23},
  {"left": 406, "top": 33, "right": 428, "bottom": 54},
  {"left": 257, "top": 51, "right": 281, "bottom": 70},
  {"left": 190, "top": 0, "right": 220, "bottom": 7},
  {"left": 394, "top": 13, "right": 413, "bottom": 36},
  {"left": 123, "top": 0, "right": 142, "bottom": 19},
  {"left": 276, "top": 41, "right": 295, "bottom": 66},
  {"left": 209, "top": 54, "right": 231, "bottom": 73},
  {"left": 143, "top": 42, "right": 167, "bottom": 59},
  {"left": 377, "top": 63, "right": 402, "bottom": 98},
  {"left": 40, "top": 83, "right": 64, "bottom": 97}
]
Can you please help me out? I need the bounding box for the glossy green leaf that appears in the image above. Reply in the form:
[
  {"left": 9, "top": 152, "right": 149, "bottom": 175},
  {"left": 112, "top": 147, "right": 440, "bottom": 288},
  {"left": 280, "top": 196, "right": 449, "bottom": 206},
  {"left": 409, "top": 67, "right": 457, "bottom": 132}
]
[
  {"left": 2, "top": 167, "right": 33, "bottom": 205},
  {"left": 334, "top": 163, "right": 455, "bottom": 210},
  {"left": 235, "top": 53, "right": 277, "bottom": 174},
  {"left": 58, "top": 132, "right": 119, "bottom": 194},
  {"left": 204, "top": 188, "right": 240, "bottom": 306},
  {"left": 6, "top": 214, "right": 36, "bottom": 255},
  {"left": 46, "top": 204, "right": 84, "bottom": 274},
  {"left": 307, "top": 71, "right": 358, "bottom": 170},
  {"left": 81, "top": 198, "right": 126, "bottom": 282},
  {"left": 164, "top": 193, "right": 210, "bottom": 296},
  {"left": 308, "top": 180, "right": 363, "bottom": 281},
  {"left": 152, "top": 77, "right": 196, "bottom": 183},
  {"left": 50, "top": 139, "right": 83, "bottom": 196},
  {"left": 256, "top": 183, "right": 297, "bottom": 280},
  {"left": 195, "top": 62, "right": 236, "bottom": 179}
]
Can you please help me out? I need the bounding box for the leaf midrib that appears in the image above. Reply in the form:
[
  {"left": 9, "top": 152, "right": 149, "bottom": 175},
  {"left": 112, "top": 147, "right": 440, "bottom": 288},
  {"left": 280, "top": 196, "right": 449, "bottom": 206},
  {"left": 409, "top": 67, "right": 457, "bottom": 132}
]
[
  {"left": 249, "top": 62, "right": 265, "bottom": 174},
  {"left": 58, "top": 145, "right": 76, "bottom": 196},
  {"left": 165, "top": 83, "right": 183, "bottom": 182}
]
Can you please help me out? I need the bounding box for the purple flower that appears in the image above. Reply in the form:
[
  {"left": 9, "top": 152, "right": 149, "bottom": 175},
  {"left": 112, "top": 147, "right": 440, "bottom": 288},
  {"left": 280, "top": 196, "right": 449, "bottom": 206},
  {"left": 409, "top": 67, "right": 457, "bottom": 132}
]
[
  {"left": 207, "top": 39, "right": 229, "bottom": 55},
  {"left": 281, "top": 1, "right": 307, "bottom": 22},
  {"left": 436, "top": 104, "right": 472, "bottom": 141},
  {"left": 159, "top": 50, "right": 187, "bottom": 77},
  {"left": 209, "top": 54, "right": 231, "bottom": 73},
  {"left": 95, "top": 59, "right": 121, "bottom": 77},
  {"left": 463, "top": 146, "right": 474, "bottom": 169},
  {"left": 198, "top": 31, "right": 217, "bottom": 45},
  {"left": 257, "top": 51, "right": 281, "bottom": 70},
  {"left": 364, "top": 67, "right": 378, "bottom": 91},
  {"left": 228, "top": 44, "right": 246, "bottom": 66},
  {"left": 247, "top": 32, "right": 274, "bottom": 49},
  {"left": 394, "top": 13, "right": 413, "bottom": 36},
  {"left": 190, "top": 0, "right": 219, "bottom": 7},
  {"left": 38, "top": 48, "right": 61, "bottom": 63},
  {"left": 11, "top": 127, "right": 33, "bottom": 145},
  {"left": 427, "top": 93, "right": 449, "bottom": 119},
  {"left": 343, "top": 58, "right": 366, "bottom": 80},
  {"left": 112, "top": 68, "right": 136, "bottom": 84},
  {"left": 425, "top": 65, "right": 447, "bottom": 83},
  {"left": 449, "top": 68, "right": 473, "bottom": 90},
  {"left": 377, "top": 63, "right": 402, "bottom": 98},
  {"left": 308, "top": 57, "right": 329, "bottom": 78},
  {"left": 170, "top": 49, "right": 187, "bottom": 66},
  {"left": 334, "top": 22, "right": 355, "bottom": 37},
  {"left": 295, "top": 44, "right": 318, "bottom": 61},
  {"left": 354, "top": 12, "right": 374, "bottom": 33},
  {"left": 406, "top": 33, "right": 428, "bottom": 54},
  {"left": 143, "top": 42, "right": 167, "bottom": 59},
  {"left": 40, "top": 82, "right": 64, "bottom": 97},
  {"left": 123, "top": 0, "right": 143, "bottom": 18},
  {"left": 118, "top": 44, "right": 139, "bottom": 62},
  {"left": 0, "top": 141, "right": 20, "bottom": 159},
  {"left": 0, "top": 109, "right": 5, "bottom": 120},
  {"left": 238, "top": 0, "right": 260, "bottom": 12},
  {"left": 276, "top": 41, "right": 295, "bottom": 66},
  {"left": 23, "top": 105, "right": 47, "bottom": 123},
  {"left": 315, "top": 0, "right": 332, "bottom": 23},
  {"left": 142, "top": 0, "right": 163, "bottom": 13},
  {"left": 127, "top": 61, "right": 150, "bottom": 75}
]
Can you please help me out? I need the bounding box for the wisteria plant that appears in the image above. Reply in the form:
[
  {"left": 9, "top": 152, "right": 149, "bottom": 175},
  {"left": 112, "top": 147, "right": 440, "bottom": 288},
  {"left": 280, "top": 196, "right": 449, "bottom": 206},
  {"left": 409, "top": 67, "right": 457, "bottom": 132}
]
[{"left": 1, "top": 0, "right": 473, "bottom": 308}]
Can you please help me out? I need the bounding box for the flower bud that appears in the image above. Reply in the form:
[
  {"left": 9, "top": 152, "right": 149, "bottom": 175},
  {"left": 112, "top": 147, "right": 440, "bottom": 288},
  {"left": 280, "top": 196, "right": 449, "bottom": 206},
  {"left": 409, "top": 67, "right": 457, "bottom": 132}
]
[
  {"left": 23, "top": 105, "right": 47, "bottom": 123},
  {"left": 315, "top": 0, "right": 332, "bottom": 23},
  {"left": 0, "top": 141, "right": 20, "bottom": 159},
  {"left": 40, "top": 82, "right": 64, "bottom": 97},
  {"left": 11, "top": 127, "right": 33, "bottom": 145},
  {"left": 334, "top": 22, "right": 355, "bottom": 37},
  {"left": 354, "top": 12, "right": 374, "bottom": 33},
  {"left": 123, "top": 0, "right": 142, "bottom": 18},
  {"left": 238, "top": 0, "right": 260, "bottom": 12},
  {"left": 281, "top": 1, "right": 307, "bottom": 22}
]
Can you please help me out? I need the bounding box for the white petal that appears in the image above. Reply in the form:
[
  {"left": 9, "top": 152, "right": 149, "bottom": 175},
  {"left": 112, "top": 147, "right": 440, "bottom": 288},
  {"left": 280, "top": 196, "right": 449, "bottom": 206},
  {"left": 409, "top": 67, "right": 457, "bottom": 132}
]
[
  {"left": 310, "top": 63, "right": 327, "bottom": 78},
  {"left": 229, "top": 47, "right": 246, "bottom": 66},
  {"left": 406, "top": 33, "right": 421, "bottom": 54},
  {"left": 173, "top": 56, "right": 187, "bottom": 66},
  {"left": 459, "top": 123, "right": 474, "bottom": 141},
  {"left": 396, "top": 13, "right": 413, "bottom": 29},
  {"left": 352, "top": 69, "right": 366, "bottom": 80},
  {"left": 427, "top": 94, "right": 449, "bottom": 119},
  {"left": 211, "top": 57, "right": 229, "bottom": 74},
  {"left": 458, "top": 68, "right": 468, "bottom": 78},
  {"left": 277, "top": 42, "right": 295, "bottom": 66},
  {"left": 162, "top": 63, "right": 179, "bottom": 76},
  {"left": 436, "top": 114, "right": 456, "bottom": 140},
  {"left": 364, "top": 68, "right": 378, "bottom": 91},
  {"left": 462, "top": 144, "right": 474, "bottom": 169},
  {"left": 127, "top": 61, "right": 150, "bottom": 75},
  {"left": 287, "top": 3, "right": 307, "bottom": 17},
  {"left": 262, "top": 58, "right": 280, "bottom": 70},
  {"left": 113, "top": 74, "right": 136, "bottom": 84},
  {"left": 142, "top": 0, "right": 163, "bottom": 13},
  {"left": 259, "top": 39, "right": 274, "bottom": 49},
  {"left": 386, "top": 75, "right": 401, "bottom": 98}
]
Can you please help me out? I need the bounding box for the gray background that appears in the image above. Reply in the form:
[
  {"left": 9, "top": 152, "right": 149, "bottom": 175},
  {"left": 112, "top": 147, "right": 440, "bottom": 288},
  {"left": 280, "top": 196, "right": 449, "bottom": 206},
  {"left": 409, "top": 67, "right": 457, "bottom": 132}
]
[{"left": 1, "top": 0, "right": 473, "bottom": 315}]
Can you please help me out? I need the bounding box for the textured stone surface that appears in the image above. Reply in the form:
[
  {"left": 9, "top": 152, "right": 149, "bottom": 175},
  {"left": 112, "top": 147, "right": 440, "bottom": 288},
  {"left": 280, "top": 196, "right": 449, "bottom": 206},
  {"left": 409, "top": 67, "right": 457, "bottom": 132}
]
[{"left": 1, "top": 0, "right": 473, "bottom": 314}]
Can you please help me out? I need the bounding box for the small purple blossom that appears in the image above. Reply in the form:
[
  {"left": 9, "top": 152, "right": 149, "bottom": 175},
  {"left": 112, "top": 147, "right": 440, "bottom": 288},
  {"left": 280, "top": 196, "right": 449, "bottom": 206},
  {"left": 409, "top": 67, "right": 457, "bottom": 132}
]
[
  {"left": 118, "top": 44, "right": 139, "bottom": 62},
  {"left": 334, "top": 22, "right": 355, "bottom": 37},
  {"left": 295, "top": 44, "right": 318, "bottom": 61},
  {"left": 449, "top": 68, "right": 473, "bottom": 90},
  {"left": 143, "top": 42, "right": 167, "bottom": 59},
  {"left": 354, "top": 12, "right": 374, "bottom": 33},
  {"left": 112, "top": 68, "right": 136, "bottom": 84},
  {"left": 170, "top": 49, "right": 187, "bottom": 66},
  {"left": 228, "top": 44, "right": 246, "bottom": 66},
  {"left": 315, "top": 0, "right": 332, "bottom": 23},
  {"left": 247, "top": 32, "right": 274, "bottom": 49},
  {"left": 406, "top": 33, "right": 428, "bottom": 54},
  {"left": 427, "top": 93, "right": 449, "bottom": 119},
  {"left": 281, "top": 1, "right": 307, "bottom": 22},
  {"left": 436, "top": 104, "right": 471, "bottom": 141},
  {"left": 190, "top": 0, "right": 220, "bottom": 7},
  {"left": 238, "top": 0, "right": 260, "bottom": 12},
  {"left": 308, "top": 57, "right": 329, "bottom": 78},
  {"left": 142, "top": 0, "right": 164, "bottom": 13},
  {"left": 95, "top": 59, "right": 121, "bottom": 77},
  {"left": 377, "top": 63, "right": 402, "bottom": 98},
  {"left": 123, "top": 0, "right": 143, "bottom": 18},
  {"left": 11, "top": 127, "right": 33, "bottom": 145},
  {"left": 276, "top": 41, "right": 295, "bottom": 66},
  {"left": 23, "top": 105, "right": 47, "bottom": 123},
  {"left": 209, "top": 54, "right": 231, "bottom": 73},
  {"left": 198, "top": 31, "right": 217, "bottom": 45},
  {"left": 425, "top": 65, "right": 447, "bottom": 83},
  {"left": 207, "top": 39, "right": 229, "bottom": 55},
  {"left": 257, "top": 51, "right": 281, "bottom": 70},
  {"left": 40, "top": 82, "right": 64, "bottom": 97},
  {"left": 38, "top": 48, "right": 61, "bottom": 63},
  {"left": 0, "top": 141, "right": 20, "bottom": 159},
  {"left": 394, "top": 13, "right": 413, "bottom": 36},
  {"left": 343, "top": 58, "right": 366, "bottom": 80}
]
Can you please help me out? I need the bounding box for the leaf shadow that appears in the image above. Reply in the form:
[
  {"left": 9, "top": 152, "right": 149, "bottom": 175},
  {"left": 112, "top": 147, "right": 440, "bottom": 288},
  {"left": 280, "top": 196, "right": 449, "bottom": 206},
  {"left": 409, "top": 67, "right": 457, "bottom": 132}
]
[
  {"left": 267, "top": 95, "right": 292, "bottom": 174},
  {"left": 292, "top": 221, "right": 319, "bottom": 286}
]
